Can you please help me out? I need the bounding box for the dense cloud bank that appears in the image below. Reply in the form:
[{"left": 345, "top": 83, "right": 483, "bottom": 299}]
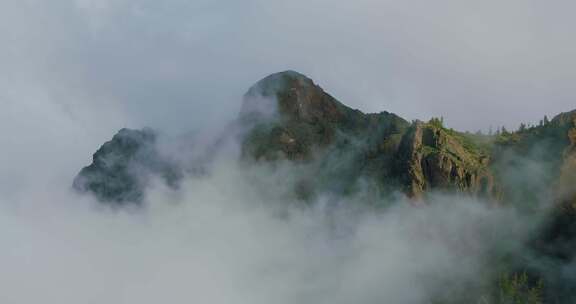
[
  {"left": 0, "top": 91, "right": 557, "bottom": 303},
  {"left": 0, "top": 135, "right": 534, "bottom": 303}
]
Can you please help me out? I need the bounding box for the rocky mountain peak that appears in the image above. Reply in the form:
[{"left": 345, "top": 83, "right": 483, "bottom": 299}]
[
  {"left": 241, "top": 70, "right": 346, "bottom": 124},
  {"left": 245, "top": 70, "right": 315, "bottom": 99}
]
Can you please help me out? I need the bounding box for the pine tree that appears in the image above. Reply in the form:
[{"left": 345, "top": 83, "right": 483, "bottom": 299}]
[{"left": 519, "top": 123, "right": 526, "bottom": 132}]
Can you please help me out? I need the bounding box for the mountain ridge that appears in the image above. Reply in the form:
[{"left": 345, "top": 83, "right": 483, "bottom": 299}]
[{"left": 74, "top": 70, "right": 576, "bottom": 206}]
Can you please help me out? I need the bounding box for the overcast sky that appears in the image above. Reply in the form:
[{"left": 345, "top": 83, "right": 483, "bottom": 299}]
[{"left": 2, "top": 0, "right": 576, "bottom": 134}]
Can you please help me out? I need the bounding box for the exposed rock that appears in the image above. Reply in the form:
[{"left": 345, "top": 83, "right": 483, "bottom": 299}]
[
  {"left": 395, "top": 121, "right": 494, "bottom": 199},
  {"left": 73, "top": 128, "right": 181, "bottom": 205}
]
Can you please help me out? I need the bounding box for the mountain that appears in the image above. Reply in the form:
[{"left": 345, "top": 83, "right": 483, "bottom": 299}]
[
  {"left": 74, "top": 71, "right": 575, "bottom": 206},
  {"left": 239, "top": 71, "right": 498, "bottom": 200},
  {"left": 73, "top": 70, "right": 576, "bottom": 302}
]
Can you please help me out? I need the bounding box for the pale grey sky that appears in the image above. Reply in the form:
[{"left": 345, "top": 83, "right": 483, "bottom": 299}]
[{"left": 2, "top": 0, "right": 576, "bottom": 134}]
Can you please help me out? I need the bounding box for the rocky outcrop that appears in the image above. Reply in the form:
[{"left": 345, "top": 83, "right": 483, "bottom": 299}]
[
  {"left": 396, "top": 122, "right": 494, "bottom": 199},
  {"left": 73, "top": 128, "right": 181, "bottom": 205}
]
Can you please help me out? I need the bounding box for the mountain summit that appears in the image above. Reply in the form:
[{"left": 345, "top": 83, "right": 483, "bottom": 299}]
[{"left": 241, "top": 70, "right": 349, "bottom": 124}]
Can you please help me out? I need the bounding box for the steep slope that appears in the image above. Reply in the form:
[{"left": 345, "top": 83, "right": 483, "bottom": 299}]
[
  {"left": 491, "top": 110, "right": 574, "bottom": 207},
  {"left": 489, "top": 110, "right": 576, "bottom": 303}
]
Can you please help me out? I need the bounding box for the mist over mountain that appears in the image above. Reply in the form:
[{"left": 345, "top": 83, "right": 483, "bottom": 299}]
[
  {"left": 3, "top": 0, "right": 576, "bottom": 303},
  {"left": 71, "top": 71, "right": 576, "bottom": 303}
]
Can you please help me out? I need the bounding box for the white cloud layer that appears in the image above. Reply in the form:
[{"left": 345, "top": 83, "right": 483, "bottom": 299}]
[{"left": 0, "top": 154, "right": 530, "bottom": 304}]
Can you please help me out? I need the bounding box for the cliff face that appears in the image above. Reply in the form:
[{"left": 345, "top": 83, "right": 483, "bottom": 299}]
[{"left": 395, "top": 122, "right": 495, "bottom": 199}]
